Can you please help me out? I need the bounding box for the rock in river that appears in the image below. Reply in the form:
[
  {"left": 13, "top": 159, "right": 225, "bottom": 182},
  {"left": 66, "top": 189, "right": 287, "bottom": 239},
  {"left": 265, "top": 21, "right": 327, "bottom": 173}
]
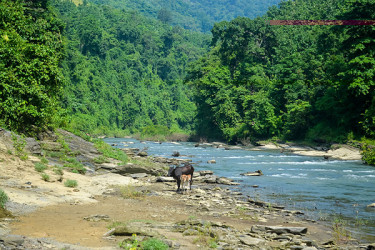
[{"left": 241, "top": 170, "right": 263, "bottom": 176}]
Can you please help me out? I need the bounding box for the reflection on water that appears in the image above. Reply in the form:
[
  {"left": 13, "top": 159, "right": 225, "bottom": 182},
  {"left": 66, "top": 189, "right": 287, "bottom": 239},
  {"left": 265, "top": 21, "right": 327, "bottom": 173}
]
[{"left": 105, "top": 138, "right": 375, "bottom": 242}]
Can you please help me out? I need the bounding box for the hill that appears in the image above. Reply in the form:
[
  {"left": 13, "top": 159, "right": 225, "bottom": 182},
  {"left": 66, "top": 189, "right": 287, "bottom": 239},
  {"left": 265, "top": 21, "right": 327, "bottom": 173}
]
[
  {"left": 53, "top": 0, "right": 211, "bottom": 136},
  {"left": 90, "top": 0, "right": 281, "bottom": 32}
]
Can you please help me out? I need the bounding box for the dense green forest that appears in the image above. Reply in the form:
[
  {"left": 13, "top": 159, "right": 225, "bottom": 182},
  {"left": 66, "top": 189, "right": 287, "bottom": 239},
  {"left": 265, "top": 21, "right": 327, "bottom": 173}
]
[
  {"left": 186, "top": 0, "right": 375, "bottom": 146},
  {"left": 1, "top": 0, "right": 375, "bottom": 165},
  {"left": 53, "top": 0, "right": 210, "bottom": 135},
  {"left": 90, "top": 0, "right": 280, "bottom": 33},
  {"left": 0, "top": 0, "right": 65, "bottom": 134}
]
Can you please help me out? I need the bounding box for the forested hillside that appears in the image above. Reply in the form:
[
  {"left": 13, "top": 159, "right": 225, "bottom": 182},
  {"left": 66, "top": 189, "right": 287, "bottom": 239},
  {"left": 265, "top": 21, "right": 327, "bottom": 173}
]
[
  {"left": 186, "top": 0, "right": 375, "bottom": 145},
  {"left": 53, "top": 0, "right": 210, "bottom": 135},
  {"left": 90, "top": 0, "right": 280, "bottom": 33}
]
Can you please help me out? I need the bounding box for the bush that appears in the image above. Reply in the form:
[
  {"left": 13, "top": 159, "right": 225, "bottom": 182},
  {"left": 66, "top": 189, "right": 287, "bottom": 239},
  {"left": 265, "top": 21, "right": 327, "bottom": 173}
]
[
  {"left": 64, "top": 179, "right": 78, "bottom": 188},
  {"left": 94, "top": 140, "right": 127, "bottom": 164},
  {"left": 0, "top": 189, "right": 8, "bottom": 208},
  {"left": 362, "top": 145, "right": 375, "bottom": 166},
  {"left": 63, "top": 158, "right": 86, "bottom": 174},
  {"left": 141, "top": 238, "right": 169, "bottom": 250},
  {"left": 34, "top": 162, "right": 48, "bottom": 172},
  {"left": 41, "top": 173, "right": 50, "bottom": 182},
  {"left": 53, "top": 166, "right": 64, "bottom": 176}
]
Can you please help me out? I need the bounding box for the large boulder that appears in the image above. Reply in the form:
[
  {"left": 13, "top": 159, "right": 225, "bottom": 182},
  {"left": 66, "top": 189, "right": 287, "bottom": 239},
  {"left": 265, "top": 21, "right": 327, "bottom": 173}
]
[
  {"left": 110, "top": 163, "right": 165, "bottom": 176},
  {"left": 238, "top": 235, "right": 265, "bottom": 246}
]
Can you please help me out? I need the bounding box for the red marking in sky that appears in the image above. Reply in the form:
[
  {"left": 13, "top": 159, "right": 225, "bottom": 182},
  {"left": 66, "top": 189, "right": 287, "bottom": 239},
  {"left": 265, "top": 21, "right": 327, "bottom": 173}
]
[{"left": 268, "top": 20, "right": 375, "bottom": 25}]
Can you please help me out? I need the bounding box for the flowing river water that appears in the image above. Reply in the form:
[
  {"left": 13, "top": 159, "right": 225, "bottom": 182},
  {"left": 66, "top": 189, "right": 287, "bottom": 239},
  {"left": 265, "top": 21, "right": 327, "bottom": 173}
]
[{"left": 105, "top": 138, "right": 375, "bottom": 242}]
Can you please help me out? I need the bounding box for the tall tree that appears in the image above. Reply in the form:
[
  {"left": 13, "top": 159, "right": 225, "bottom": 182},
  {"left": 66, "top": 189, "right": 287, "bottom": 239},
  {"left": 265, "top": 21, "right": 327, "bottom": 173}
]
[{"left": 0, "top": 0, "right": 64, "bottom": 134}]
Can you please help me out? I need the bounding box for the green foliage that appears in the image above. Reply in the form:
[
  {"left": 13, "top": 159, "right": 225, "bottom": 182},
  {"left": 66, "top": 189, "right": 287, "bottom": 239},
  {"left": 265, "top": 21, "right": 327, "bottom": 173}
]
[
  {"left": 94, "top": 140, "right": 128, "bottom": 164},
  {"left": 141, "top": 238, "right": 169, "bottom": 250},
  {"left": 118, "top": 234, "right": 168, "bottom": 250},
  {"left": 53, "top": 166, "right": 64, "bottom": 176},
  {"left": 140, "top": 125, "right": 171, "bottom": 141},
  {"left": 0, "top": 0, "right": 65, "bottom": 134},
  {"left": 119, "top": 233, "right": 139, "bottom": 249},
  {"left": 41, "top": 173, "right": 50, "bottom": 182},
  {"left": 40, "top": 157, "right": 49, "bottom": 164},
  {"left": 90, "top": 0, "right": 280, "bottom": 33},
  {"left": 187, "top": 0, "right": 375, "bottom": 143},
  {"left": 361, "top": 145, "right": 375, "bottom": 166},
  {"left": 11, "top": 133, "right": 28, "bottom": 160},
  {"left": 63, "top": 160, "right": 86, "bottom": 174},
  {"left": 64, "top": 179, "right": 78, "bottom": 188},
  {"left": 0, "top": 189, "right": 8, "bottom": 208},
  {"left": 93, "top": 155, "right": 110, "bottom": 164},
  {"left": 34, "top": 162, "right": 48, "bottom": 173},
  {"left": 332, "top": 215, "right": 352, "bottom": 244},
  {"left": 52, "top": 0, "right": 209, "bottom": 136}
]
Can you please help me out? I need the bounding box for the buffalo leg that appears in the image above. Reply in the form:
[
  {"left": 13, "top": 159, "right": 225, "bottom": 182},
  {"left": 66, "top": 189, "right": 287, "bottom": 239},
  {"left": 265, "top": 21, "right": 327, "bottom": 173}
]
[{"left": 176, "top": 178, "right": 181, "bottom": 192}]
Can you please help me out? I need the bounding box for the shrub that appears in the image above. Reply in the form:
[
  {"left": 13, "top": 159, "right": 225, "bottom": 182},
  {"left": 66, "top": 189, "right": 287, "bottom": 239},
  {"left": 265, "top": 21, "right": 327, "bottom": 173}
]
[
  {"left": 53, "top": 166, "right": 64, "bottom": 176},
  {"left": 119, "top": 233, "right": 139, "bottom": 249},
  {"left": 41, "top": 173, "right": 50, "bottom": 182},
  {"left": 141, "top": 238, "right": 169, "bottom": 250},
  {"left": 362, "top": 145, "right": 375, "bottom": 166},
  {"left": 11, "top": 133, "right": 28, "bottom": 160},
  {"left": 94, "top": 140, "right": 127, "bottom": 164},
  {"left": 63, "top": 159, "right": 86, "bottom": 174},
  {"left": 64, "top": 179, "right": 78, "bottom": 188},
  {"left": 0, "top": 189, "right": 8, "bottom": 208},
  {"left": 34, "top": 162, "right": 48, "bottom": 172},
  {"left": 40, "top": 157, "right": 49, "bottom": 164},
  {"left": 141, "top": 125, "right": 171, "bottom": 137},
  {"left": 120, "top": 185, "right": 145, "bottom": 199}
]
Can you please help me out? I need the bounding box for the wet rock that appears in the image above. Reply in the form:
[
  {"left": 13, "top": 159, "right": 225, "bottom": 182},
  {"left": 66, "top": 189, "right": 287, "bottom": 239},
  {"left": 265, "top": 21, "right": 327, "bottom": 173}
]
[
  {"left": 172, "top": 151, "right": 180, "bottom": 157},
  {"left": 217, "top": 177, "right": 239, "bottom": 185},
  {"left": 207, "top": 159, "right": 216, "bottom": 164},
  {"left": 121, "top": 148, "right": 140, "bottom": 156},
  {"left": 138, "top": 151, "right": 148, "bottom": 157},
  {"left": 203, "top": 175, "right": 218, "bottom": 183},
  {"left": 265, "top": 226, "right": 308, "bottom": 235},
  {"left": 198, "top": 170, "right": 214, "bottom": 176},
  {"left": 238, "top": 235, "right": 265, "bottom": 246},
  {"left": 241, "top": 170, "right": 263, "bottom": 176},
  {"left": 367, "top": 203, "right": 375, "bottom": 208}
]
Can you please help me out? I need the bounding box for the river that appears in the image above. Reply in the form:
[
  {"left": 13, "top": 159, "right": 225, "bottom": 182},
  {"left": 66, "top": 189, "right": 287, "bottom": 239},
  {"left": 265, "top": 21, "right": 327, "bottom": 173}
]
[{"left": 105, "top": 138, "right": 375, "bottom": 242}]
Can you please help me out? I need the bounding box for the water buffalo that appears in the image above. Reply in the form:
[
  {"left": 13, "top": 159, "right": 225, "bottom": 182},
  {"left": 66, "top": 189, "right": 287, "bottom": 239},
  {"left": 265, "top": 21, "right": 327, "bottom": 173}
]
[{"left": 167, "top": 164, "right": 194, "bottom": 192}]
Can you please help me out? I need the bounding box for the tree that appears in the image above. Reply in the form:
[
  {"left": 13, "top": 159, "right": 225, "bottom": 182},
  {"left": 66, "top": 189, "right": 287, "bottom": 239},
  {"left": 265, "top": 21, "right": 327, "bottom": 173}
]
[
  {"left": 0, "top": 0, "right": 64, "bottom": 134},
  {"left": 157, "top": 8, "right": 172, "bottom": 24}
]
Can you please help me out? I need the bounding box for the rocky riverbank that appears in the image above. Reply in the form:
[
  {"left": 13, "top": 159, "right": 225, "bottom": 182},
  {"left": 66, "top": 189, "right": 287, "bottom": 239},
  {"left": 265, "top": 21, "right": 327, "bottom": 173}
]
[
  {"left": 192, "top": 141, "right": 362, "bottom": 161},
  {"left": 0, "top": 129, "right": 373, "bottom": 249}
]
